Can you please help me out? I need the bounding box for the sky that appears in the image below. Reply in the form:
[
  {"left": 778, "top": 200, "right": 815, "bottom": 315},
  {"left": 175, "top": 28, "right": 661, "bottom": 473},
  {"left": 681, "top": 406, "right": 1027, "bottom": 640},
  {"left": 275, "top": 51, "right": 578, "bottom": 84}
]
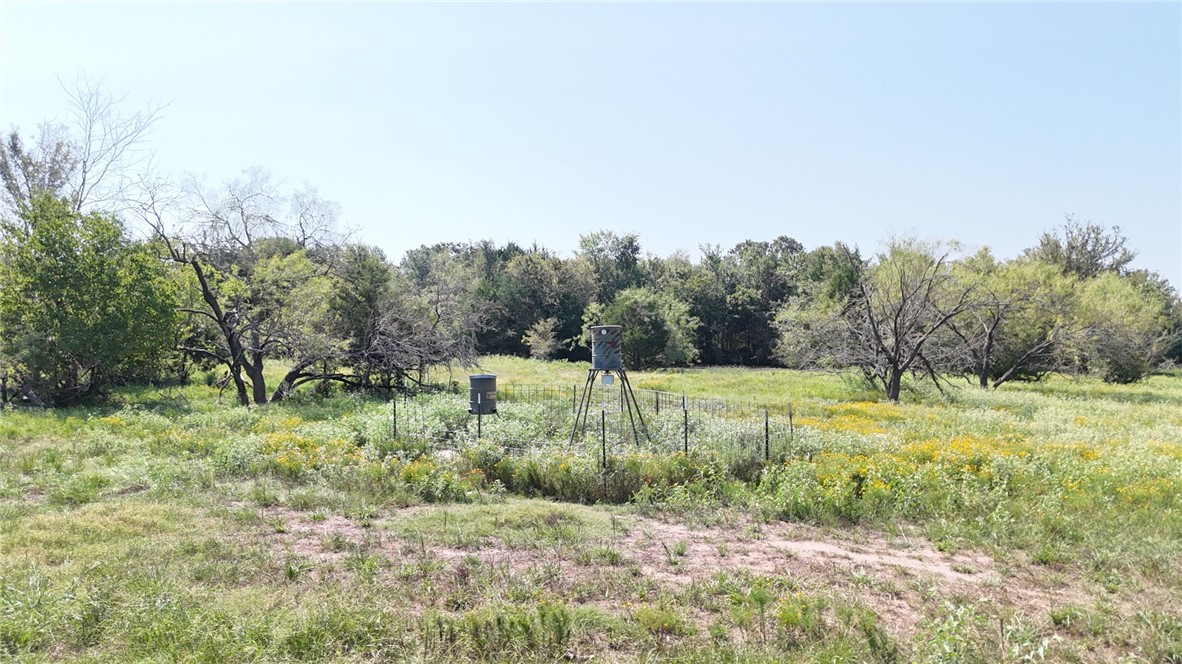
[{"left": 1, "top": 2, "right": 1179, "bottom": 287}]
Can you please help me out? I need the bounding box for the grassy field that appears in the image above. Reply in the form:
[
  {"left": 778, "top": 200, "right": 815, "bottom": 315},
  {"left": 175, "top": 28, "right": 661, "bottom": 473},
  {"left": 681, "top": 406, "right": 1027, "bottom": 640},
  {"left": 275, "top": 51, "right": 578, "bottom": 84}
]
[{"left": 1, "top": 358, "right": 1180, "bottom": 662}]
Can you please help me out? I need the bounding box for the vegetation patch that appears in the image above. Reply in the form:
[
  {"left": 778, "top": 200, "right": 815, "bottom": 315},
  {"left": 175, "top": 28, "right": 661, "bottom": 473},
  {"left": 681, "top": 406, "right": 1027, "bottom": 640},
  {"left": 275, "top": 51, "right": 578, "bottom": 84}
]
[{"left": 1, "top": 366, "right": 1181, "bottom": 660}]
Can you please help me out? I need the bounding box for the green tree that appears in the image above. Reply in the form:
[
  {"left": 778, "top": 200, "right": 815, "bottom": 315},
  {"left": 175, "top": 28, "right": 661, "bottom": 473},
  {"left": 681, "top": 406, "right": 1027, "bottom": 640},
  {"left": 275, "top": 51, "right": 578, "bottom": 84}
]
[
  {"left": 522, "top": 317, "right": 561, "bottom": 359},
  {"left": 776, "top": 240, "right": 974, "bottom": 401},
  {"left": 590, "top": 288, "right": 699, "bottom": 369},
  {"left": 330, "top": 243, "right": 489, "bottom": 391},
  {"left": 948, "top": 253, "right": 1077, "bottom": 388},
  {"left": 1123, "top": 269, "right": 1182, "bottom": 366},
  {"left": 681, "top": 246, "right": 730, "bottom": 364},
  {"left": 1073, "top": 273, "right": 1170, "bottom": 383},
  {"left": 329, "top": 244, "right": 396, "bottom": 388},
  {"left": 1026, "top": 216, "right": 1136, "bottom": 279},
  {"left": 145, "top": 169, "right": 349, "bottom": 404},
  {"left": 493, "top": 251, "right": 566, "bottom": 356},
  {"left": 576, "top": 231, "right": 643, "bottom": 303},
  {"left": 0, "top": 194, "right": 176, "bottom": 405}
]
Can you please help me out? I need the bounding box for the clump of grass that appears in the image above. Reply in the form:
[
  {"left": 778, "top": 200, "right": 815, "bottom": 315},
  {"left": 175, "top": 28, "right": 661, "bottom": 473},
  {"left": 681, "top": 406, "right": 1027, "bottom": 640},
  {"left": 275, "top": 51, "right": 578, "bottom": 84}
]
[{"left": 633, "top": 604, "right": 694, "bottom": 636}]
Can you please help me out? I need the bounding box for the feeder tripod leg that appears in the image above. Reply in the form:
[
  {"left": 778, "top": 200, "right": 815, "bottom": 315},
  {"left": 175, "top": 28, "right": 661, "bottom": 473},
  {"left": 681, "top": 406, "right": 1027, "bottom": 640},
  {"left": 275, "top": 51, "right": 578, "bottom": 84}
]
[
  {"left": 578, "top": 371, "right": 599, "bottom": 437},
  {"left": 619, "top": 370, "right": 651, "bottom": 443},
  {"left": 618, "top": 371, "right": 643, "bottom": 448},
  {"left": 569, "top": 371, "right": 598, "bottom": 446}
]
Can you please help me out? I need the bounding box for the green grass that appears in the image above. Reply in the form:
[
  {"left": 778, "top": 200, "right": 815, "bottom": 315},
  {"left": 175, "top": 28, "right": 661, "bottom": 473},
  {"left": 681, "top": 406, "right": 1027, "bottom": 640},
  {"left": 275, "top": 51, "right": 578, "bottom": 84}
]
[{"left": 1, "top": 359, "right": 1180, "bottom": 661}]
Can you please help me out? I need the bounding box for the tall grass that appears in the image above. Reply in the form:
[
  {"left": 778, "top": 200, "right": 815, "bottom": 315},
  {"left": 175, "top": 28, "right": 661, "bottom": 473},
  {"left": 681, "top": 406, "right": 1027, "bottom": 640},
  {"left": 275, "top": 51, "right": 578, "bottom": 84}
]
[{"left": 2, "top": 360, "right": 1180, "bottom": 660}]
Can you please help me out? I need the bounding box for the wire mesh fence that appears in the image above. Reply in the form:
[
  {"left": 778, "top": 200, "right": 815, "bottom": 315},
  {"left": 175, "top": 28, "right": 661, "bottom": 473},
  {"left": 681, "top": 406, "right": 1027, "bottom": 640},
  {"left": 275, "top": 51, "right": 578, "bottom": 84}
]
[{"left": 389, "top": 382, "right": 796, "bottom": 466}]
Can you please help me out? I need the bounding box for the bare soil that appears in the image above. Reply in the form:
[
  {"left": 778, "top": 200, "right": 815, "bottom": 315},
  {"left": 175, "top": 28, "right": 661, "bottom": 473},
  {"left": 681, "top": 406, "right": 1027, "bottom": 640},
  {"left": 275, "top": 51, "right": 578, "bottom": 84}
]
[{"left": 257, "top": 503, "right": 1105, "bottom": 641}]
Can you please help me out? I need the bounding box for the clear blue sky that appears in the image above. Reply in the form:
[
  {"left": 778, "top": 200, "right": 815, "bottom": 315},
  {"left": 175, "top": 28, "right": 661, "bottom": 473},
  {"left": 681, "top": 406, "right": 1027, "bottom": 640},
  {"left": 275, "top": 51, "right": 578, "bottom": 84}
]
[{"left": 2, "top": 2, "right": 1179, "bottom": 286}]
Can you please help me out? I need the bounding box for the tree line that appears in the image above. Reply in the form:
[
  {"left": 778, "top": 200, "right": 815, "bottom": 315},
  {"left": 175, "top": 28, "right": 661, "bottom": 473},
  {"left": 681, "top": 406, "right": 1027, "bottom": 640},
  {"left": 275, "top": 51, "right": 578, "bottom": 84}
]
[{"left": 1, "top": 82, "right": 1179, "bottom": 406}]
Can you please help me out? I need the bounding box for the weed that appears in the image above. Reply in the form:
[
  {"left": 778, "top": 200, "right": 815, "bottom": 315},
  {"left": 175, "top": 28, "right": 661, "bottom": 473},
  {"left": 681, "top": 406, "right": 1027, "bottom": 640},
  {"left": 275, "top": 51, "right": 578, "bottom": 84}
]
[
  {"left": 634, "top": 604, "right": 693, "bottom": 636},
  {"left": 323, "top": 532, "right": 349, "bottom": 552},
  {"left": 283, "top": 554, "right": 311, "bottom": 582}
]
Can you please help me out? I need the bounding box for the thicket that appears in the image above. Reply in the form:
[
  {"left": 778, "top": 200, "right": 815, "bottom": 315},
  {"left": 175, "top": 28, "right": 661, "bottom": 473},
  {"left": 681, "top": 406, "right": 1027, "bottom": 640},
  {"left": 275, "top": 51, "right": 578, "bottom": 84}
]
[{"left": 1, "top": 84, "right": 1179, "bottom": 406}]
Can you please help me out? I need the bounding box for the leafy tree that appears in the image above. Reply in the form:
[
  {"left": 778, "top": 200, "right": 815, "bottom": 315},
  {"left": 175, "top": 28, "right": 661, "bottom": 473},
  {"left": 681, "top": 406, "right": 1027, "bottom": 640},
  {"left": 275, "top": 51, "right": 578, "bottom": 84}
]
[
  {"left": 0, "top": 127, "right": 76, "bottom": 218},
  {"left": 490, "top": 251, "right": 566, "bottom": 356},
  {"left": 522, "top": 317, "right": 561, "bottom": 359},
  {"left": 330, "top": 245, "right": 483, "bottom": 392},
  {"left": 681, "top": 245, "right": 731, "bottom": 364},
  {"left": 801, "top": 242, "right": 863, "bottom": 302},
  {"left": 1072, "top": 273, "right": 1171, "bottom": 383},
  {"left": 1123, "top": 269, "right": 1182, "bottom": 366},
  {"left": 255, "top": 249, "right": 342, "bottom": 400},
  {"left": 589, "top": 288, "right": 699, "bottom": 369},
  {"left": 329, "top": 244, "right": 397, "bottom": 388},
  {"left": 948, "top": 252, "right": 1077, "bottom": 388},
  {"left": 715, "top": 237, "right": 805, "bottom": 365},
  {"left": 392, "top": 248, "right": 491, "bottom": 382},
  {"left": 777, "top": 239, "right": 974, "bottom": 401},
  {"left": 1026, "top": 216, "right": 1136, "bottom": 279},
  {"left": 576, "top": 230, "right": 643, "bottom": 303},
  {"left": 728, "top": 236, "right": 804, "bottom": 305},
  {"left": 0, "top": 194, "right": 176, "bottom": 405},
  {"left": 401, "top": 241, "right": 523, "bottom": 357},
  {"left": 142, "top": 168, "right": 345, "bottom": 404}
]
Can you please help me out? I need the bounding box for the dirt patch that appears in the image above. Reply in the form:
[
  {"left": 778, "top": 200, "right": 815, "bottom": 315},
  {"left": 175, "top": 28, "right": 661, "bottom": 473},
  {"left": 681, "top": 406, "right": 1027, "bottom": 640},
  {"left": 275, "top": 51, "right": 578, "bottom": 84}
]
[
  {"left": 251, "top": 504, "right": 1110, "bottom": 639},
  {"left": 262, "top": 507, "right": 376, "bottom": 564},
  {"left": 620, "top": 518, "right": 999, "bottom": 587}
]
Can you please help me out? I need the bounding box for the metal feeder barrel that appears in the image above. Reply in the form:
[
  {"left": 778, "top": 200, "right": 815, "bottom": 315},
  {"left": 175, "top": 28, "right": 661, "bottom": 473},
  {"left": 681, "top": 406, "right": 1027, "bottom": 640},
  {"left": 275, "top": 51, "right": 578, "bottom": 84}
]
[
  {"left": 468, "top": 374, "right": 497, "bottom": 414},
  {"left": 590, "top": 325, "right": 623, "bottom": 371}
]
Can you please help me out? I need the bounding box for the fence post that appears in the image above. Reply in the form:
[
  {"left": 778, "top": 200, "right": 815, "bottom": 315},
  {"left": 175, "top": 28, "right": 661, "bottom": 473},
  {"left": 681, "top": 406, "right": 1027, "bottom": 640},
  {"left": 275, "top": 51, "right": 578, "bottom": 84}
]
[
  {"left": 788, "top": 403, "right": 794, "bottom": 443},
  {"left": 655, "top": 392, "right": 660, "bottom": 416},
  {"left": 682, "top": 396, "right": 688, "bottom": 455},
  {"left": 477, "top": 393, "right": 483, "bottom": 439},
  {"left": 764, "top": 409, "right": 770, "bottom": 461},
  {"left": 391, "top": 395, "right": 397, "bottom": 439},
  {"left": 572, "top": 385, "right": 576, "bottom": 414},
  {"left": 601, "top": 409, "right": 607, "bottom": 470}
]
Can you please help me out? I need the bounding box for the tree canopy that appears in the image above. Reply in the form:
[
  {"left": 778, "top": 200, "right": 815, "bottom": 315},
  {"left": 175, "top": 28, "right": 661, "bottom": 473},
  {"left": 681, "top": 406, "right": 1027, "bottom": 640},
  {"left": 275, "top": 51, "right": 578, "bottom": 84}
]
[
  {"left": 0, "top": 194, "right": 176, "bottom": 405},
  {"left": 1, "top": 88, "right": 1178, "bottom": 406}
]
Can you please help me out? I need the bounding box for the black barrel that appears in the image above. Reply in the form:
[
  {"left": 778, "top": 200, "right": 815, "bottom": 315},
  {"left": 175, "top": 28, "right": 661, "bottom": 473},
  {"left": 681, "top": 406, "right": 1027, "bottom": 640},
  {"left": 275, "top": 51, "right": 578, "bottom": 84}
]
[{"left": 469, "top": 374, "right": 497, "bottom": 414}]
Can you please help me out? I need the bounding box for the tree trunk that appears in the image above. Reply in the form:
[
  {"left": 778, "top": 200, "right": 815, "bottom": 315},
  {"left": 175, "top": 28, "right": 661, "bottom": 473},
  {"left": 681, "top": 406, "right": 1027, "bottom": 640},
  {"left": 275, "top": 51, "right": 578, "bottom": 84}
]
[
  {"left": 243, "top": 328, "right": 268, "bottom": 405},
  {"left": 979, "top": 324, "right": 996, "bottom": 389},
  {"left": 188, "top": 258, "right": 253, "bottom": 406},
  {"left": 229, "top": 362, "right": 250, "bottom": 406},
  {"left": 886, "top": 367, "right": 903, "bottom": 402},
  {"left": 270, "top": 378, "right": 294, "bottom": 403},
  {"left": 244, "top": 359, "right": 268, "bottom": 405},
  {"left": 270, "top": 358, "right": 317, "bottom": 402}
]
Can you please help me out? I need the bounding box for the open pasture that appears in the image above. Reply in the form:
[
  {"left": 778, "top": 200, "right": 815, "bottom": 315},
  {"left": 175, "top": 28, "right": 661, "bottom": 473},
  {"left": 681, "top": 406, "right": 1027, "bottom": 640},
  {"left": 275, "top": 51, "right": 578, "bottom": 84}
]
[{"left": 1, "top": 358, "right": 1180, "bottom": 662}]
